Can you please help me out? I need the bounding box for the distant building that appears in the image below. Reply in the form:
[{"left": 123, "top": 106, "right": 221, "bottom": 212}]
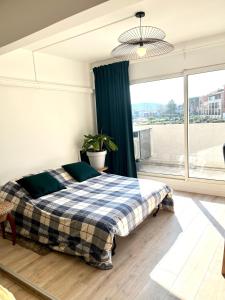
[
  {"left": 208, "top": 89, "right": 225, "bottom": 117},
  {"left": 133, "top": 111, "right": 140, "bottom": 119},
  {"left": 199, "top": 88, "right": 225, "bottom": 118},
  {"left": 143, "top": 112, "right": 150, "bottom": 118},
  {"left": 132, "top": 86, "right": 225, "bottom": 121},
  {"left": 199, "top": 95, "right": 208, "bottom": 115}
]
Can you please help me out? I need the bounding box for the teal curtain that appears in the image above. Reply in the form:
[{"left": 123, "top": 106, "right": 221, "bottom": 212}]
[{"left": 93, "top": 61, "right": 137, "bottom": 177}]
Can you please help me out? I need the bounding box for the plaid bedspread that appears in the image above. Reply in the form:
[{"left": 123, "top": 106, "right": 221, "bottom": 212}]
[{"left": 0, "top": 168, "right": 173, "bottom": 269}]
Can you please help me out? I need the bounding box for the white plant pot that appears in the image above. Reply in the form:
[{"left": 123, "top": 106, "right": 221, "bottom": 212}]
[{"left": 87, "top": 150, "right": 107, "bottom": 170}]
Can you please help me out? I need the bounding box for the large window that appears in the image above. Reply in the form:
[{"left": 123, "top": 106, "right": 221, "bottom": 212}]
[
  {"left": 188, "top": 69, "right": 225, "bottom": 181},
  {"left": 130, "top": 77, "right": 184, "bottom": 176},
  {"left": 130, "top": 68, "right": 225, "bottom": 182}
]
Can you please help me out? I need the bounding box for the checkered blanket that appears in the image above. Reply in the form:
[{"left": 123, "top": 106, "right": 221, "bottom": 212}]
[{"left": 0, "top": 168, "right": 173, "bottom": 269}]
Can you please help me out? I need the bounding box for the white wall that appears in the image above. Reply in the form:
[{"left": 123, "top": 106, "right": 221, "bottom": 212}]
[
  {"left": 129, "top": 36, "right": 225, "bottom": 82},
  {"left": 0, "top": 49, "right": 91, "bottom": 85},
  {"left": 0, "top": 50, "right": 95, "bottom": 184}
]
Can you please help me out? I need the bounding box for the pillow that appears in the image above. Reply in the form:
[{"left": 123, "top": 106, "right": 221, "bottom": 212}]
[
  {"left": 62, "top": 162, "right": 100, "bottom": 182},
  {"left": 17, "top": 172, "right": 66, "bottom": 199},
  {"left": 48, "top": 167, "right": 75, "bottom": 185}
]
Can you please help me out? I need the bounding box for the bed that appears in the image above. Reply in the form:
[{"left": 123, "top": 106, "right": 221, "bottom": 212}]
[{"left": 0, "top": 168, "right": 173, "bottom": 269}]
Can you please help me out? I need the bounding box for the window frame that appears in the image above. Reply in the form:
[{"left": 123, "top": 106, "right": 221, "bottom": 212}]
[{"left": 130, "top": 63, "right": 225, "bottom": 184}]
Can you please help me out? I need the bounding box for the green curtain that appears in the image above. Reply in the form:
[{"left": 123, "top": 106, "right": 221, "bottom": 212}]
[{"left": 93, "top": 61, "right": 137, "bottom": 177}]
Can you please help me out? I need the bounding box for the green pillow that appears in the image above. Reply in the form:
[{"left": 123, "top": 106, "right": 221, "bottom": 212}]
[
  {"left": 62, "top": 162, "right": 100, "bottom": 182},
  {"left": 17, "top": 172, "right": 66, "bottom": 199}
]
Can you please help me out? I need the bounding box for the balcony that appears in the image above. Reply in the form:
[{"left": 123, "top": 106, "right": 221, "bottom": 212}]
[{"left": 134, "top": 123, "right": 225, "bottom": 181}]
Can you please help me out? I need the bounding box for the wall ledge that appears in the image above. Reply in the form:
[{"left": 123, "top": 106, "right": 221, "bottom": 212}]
[
  {"left": 0, "top": 76, "right": 93, "bottom": 94},
  {"left": 91, "top": 32, "right": 225, "bottom": 68},
  {"left": 138, "top": 172, "right": 225, "bottom": 198}
]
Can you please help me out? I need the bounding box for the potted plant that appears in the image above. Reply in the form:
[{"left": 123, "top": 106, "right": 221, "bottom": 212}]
[{"left": 81, "top": 133, "right": 118, "bottom": 169}]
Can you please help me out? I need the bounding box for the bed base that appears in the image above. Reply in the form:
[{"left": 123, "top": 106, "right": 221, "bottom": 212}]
[
  {"left": 112, "top": 237, "right": 117, "bottom": 256},
  {"left": 153, "top": 204, "right": 160, "bottom": 217},
  {"left": 112, "top": 204, "right": 160, "bottom": 256}
]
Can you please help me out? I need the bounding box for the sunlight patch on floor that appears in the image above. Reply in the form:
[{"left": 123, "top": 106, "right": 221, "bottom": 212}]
[{"left": 149, "top": 194, "right": 225, "bottom": 300}]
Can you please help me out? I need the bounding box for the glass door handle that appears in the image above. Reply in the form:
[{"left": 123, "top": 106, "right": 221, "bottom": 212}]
[{"left": 223, "top": 144, "right": 225, "bottom": 161}]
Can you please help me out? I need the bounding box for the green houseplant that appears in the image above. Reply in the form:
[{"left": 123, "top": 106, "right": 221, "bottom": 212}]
[{"left": 82, "top": 133, "right": 118, "bottom": 169}]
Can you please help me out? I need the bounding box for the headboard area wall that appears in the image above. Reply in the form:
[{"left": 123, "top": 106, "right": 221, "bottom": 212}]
[{"left": 0, "top": 50, "right": 96, "bottom": 185}]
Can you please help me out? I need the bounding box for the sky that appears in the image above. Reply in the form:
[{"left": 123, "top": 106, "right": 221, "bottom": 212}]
[{"left": 130, "top": 69, "right": 225, "bottom": 105}]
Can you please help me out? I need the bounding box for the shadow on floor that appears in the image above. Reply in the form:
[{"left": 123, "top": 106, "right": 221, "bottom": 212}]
[{"left": 194, "top": 197, "right": 225, "bottom": 239}]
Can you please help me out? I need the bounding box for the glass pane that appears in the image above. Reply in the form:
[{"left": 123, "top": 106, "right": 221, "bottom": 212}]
[
  {"left": 130, "top": 77, "right": 184, "bottom": 176},
  {"left": 188, "top": 69, "right": 225, "bottom": 181}
]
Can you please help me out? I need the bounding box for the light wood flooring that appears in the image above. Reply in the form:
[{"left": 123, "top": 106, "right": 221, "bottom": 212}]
[{"left": 0, "top": 191, "right": 224, "bottom": 300}]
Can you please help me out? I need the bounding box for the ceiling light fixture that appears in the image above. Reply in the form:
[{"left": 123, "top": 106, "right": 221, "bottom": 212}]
[{"left": 111, "top": 11, "right": 174, "bottom": 60}]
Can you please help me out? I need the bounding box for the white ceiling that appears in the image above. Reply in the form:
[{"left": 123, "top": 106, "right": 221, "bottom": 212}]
[{"left": 26, "top": 0, "right": 225, "bottom": 63}]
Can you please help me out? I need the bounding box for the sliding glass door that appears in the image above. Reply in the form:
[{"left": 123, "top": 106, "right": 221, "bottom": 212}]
[
  {"left": 188, "top": 69, "right": 225, "bottom": 181},
  {"left": 130, "top": 67, "right": 225, "bottom": 182},
  {"left": 130, "top": 77, "right": 184, "bottom": 176}
]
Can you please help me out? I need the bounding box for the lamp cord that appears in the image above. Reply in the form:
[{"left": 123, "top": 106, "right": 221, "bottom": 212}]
[{"left": 139, "top": 17, "right": 143, "bottom": 41}]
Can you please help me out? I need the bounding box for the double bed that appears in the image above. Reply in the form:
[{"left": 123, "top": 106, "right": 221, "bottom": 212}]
[{"left": 0, "top": 168, "right": 173, "bottom": 269}]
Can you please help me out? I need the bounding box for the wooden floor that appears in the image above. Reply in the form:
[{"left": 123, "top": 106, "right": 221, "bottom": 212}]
[
  {"left": 0, "top": 271, "right": 42, "bottom": 300},
  {"left": 0, "top": 191, "right": 224, "bottom": 300}
]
